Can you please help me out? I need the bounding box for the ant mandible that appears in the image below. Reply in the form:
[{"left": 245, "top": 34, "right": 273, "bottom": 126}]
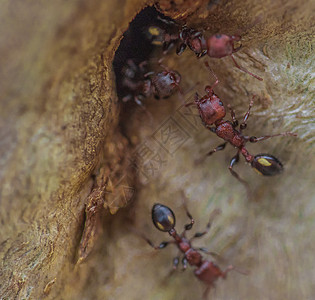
[
  {"left": 147, "top": 18, "right": 263, "bottom": 81},
  {"left": 121, "top": 59, "right": 181, "bottom": 106},
  {"left": 144, "top": 203, "right": 236, "bottom": 299},
  {"left": 186, "top": 62, "right": 297, "bottom": 194}
]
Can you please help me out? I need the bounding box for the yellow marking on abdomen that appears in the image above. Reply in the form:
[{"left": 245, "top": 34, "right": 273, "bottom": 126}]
[
  {"left": 253, "top": 168, "right": 263, "bottom": 175},
  {"left": 168, "top": 215, "right": 174, "bottom": 225},
  {"left": 148, "top": 26, "right": 160, "bottom": 36},
  {"left": 156, "top": 222, "right": 165, "bottom": 230},
  {"left": 258, "top": 158, "right": 272, "bottom": 167}
]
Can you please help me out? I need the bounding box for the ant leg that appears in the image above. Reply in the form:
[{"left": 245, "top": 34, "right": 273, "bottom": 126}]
[
  {"left": 180, "top": 192, "right": 195, "bottom": 236},
  {"left": 143, "top": 71, "right": 155, "bottom": 78},
  {"left": 189, "top": 209, "right": 221, "bottom": 242},
  {"left": 202, "top": 286, "right": 212, "bottom": 300},
  {"left": 134, "top": 96, "right": 144, "bottom": 106},
  {"left": 176, "top": 42, "right": 187, "bottom": 55},
  {"left": 248, "top": 132, "right": 297, "bottom": 143},
  {"left": 182, "top": 257, "right": 188, "bottom": 271},
  {"left": 231, "top": 35, "right": 242, "bottom": 53},
  {"left": 160, "top": 254, "right": 181, "bottom": 286},
  {"left": 205, "top": 125, "right": 217, "bottom": 133},
  {"left": 144, "top": 237, "right": 175, "bottom": 250},
  {"left": 185, "top": 92, "right": 199, "bottom": 107},
  {"left": 204, "top": 61, "right": 219, "bottom": 92},
  {"left": 240, "top": 97, "right": 254, "bottom": 132},
  {"left": 233, "top": 44, "right": 242, "bottom": 53},
  {"left": 184, "top": 208, "right": 194, "bottom": 231},
  {"left": 165, "top": 255, "right": 180, "bottom": 277},
  {"left": 173, "top": 256, "right": 180, "bottom": 270},
  {"left": 198, "top": 248, "right": 221, "bottom": 259},
  {"left": 185, "top": 102, "right": 195, "bottom": 107},
  {"left": 133, "top": 228, "right": 175, "bottom": 250},
  {"left": 163, "top": 41, "right": 173, "bottom": 53},
  {"left": 221, "top": 265, "right": 235, "bottom": 279},
  {"left": 229, "top": 152, "right": 252, "bottom": 199},
  {"left": 195, "top": 143, "right": 227, "bottom": 165},
  {"left": 206, "top": 142, "right": 227, "bottom": 156},
  {"left": 156, "top": 58, "right": 170, "bottom": 72},
  {"left": 196, "top": 50, "right": 207, "bottom": 58},
  {"left": 182, "top": 203, "right": 195, "bottom": 235},
  {"left": 226, "top": 104, "right": 239, "bottom": 127},
  {"left": 198, "top": 248, "right": 249, "bottom": 276},
  {"left": 230, "top": 54, "right": 263, "bottom": 81},
  {"left": 122, "top": 94, "right": 133, "bottom": 103}
]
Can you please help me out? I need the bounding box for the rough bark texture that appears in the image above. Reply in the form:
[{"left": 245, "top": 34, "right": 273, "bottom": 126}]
[
  {"left": 0, "top": 0, "right": 146, "bottom": 298},
  {"left": 0, "top": 0, "right": 314, "bottom": 299}
]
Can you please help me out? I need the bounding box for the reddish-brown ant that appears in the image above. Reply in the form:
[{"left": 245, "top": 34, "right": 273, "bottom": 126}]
[
  {"left": 121, "top": 59, "right": 181, "bottom": 106},
  {"left": 186, "top": 62, "right": 297, "bottom": 194},
  {"left": 143, "top": 203, "right": 237, "bottom": 299},
  {"left": 147, "top": 18, "right": 263, "bottom": 81}
]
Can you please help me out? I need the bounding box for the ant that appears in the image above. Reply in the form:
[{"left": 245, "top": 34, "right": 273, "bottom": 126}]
[
  {"left": 121, "top": 59, "right": 181, "bottom": 106},
  {"left": 147, "top": 17, "right": 263, "bottom": 81},
  {"left": 143, "top": 203, "right": 237, "bottom": 299},
  {"left": 186, "top": 62, "right": 297, "bottom": 194},
  {"left": 147, "top": 23, "right": 205, "bottom": 57}
]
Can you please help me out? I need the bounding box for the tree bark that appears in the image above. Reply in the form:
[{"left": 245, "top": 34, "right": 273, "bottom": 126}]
[{"left": 0, "top": 0, "right": 314, "bottom": 299}]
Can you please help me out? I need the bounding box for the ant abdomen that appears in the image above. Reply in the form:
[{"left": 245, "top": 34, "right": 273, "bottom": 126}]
[
  {"left": 152, "top": 203, "right": 176, "bottom": 232},
  {"left": 251, "top": 154, "right": 284, "bottom": 176}
]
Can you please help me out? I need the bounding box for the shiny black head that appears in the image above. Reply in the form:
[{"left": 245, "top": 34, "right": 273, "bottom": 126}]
[
  {"left": 152, "top": 203, "right": 176, "bottom": 232},
  {"left": 251, "top": 154, "right": 284, "bottom": 176}
]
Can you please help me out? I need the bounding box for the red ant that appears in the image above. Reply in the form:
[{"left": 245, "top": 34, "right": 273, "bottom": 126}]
[
  {"left": 147, "top": 18, "right": 263, "bottom": 81},
  {"left": 121, "top": 59, "right": 181, "bottom": 106},
  {"left": 186, "top": 62, "right": 297, "bottom": 194},
  {"left": 143, "top": 203, "right": 237, "bottom": 299}
]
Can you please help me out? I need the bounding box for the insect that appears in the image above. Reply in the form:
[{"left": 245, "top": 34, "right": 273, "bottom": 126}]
[
  {"left": 144, "top": 203, "right": 235, "bottom": 299},
  {"left": 147, "top": 18, "right": 263, "bottom": 81},
  {"left": 121, "top": 59, "right": 181, "bottom": 106},
  {"left": 186, "top": 62, "right": 297, "bottom": 194}
]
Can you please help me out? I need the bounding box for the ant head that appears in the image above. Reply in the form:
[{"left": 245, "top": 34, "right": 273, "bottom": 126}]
[
  {"left": 189, "top": 36, "right": 205, "bottom": 55},
  {"left": 153, "top": 69, "right": 181, "bottom": 99},
  {"left": 158, "top": 69, "right": 181, "bottom": 86},
  {"left": 206, "top": 34, "right": 240, "bottom": 58},
  {"left": 152, "top": 203, "right": 176, "bottom": 232},
  {"left": 195, "top": 88, "right": 226, "bottom": 125},
  {"left": 251, "top": 154, "right": 283, "bottom": 176}
]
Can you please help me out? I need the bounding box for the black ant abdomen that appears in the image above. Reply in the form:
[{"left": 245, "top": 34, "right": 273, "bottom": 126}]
[
  {"left": 251, "top": 154, "right": 284, "bottom": 176},
  {"left": 152, "top": 203, "right": 176, "bottom": 232}
]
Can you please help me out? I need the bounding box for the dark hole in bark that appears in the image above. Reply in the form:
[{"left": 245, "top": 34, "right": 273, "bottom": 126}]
[{"left": 113, "top": 6, "right": 174, "bottom": 100}]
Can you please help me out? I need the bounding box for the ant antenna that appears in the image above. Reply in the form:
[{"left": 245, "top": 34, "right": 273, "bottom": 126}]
[{"left": 204, "top": 61, "right": 219, "bottom": 93}]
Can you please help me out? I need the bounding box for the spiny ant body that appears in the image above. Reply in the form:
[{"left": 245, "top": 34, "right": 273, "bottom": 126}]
[
  {"left": 147, "top": 18, "right": 263, "bottom": 81},
  {"left": 145, "top": 203, "right": 234, "bottom": 299},
  {"left": 186, "top": 62, "right": 297, "bottom": 193},
  {"left": 121, "top": 59, "right": 181, "bottom": 106}
]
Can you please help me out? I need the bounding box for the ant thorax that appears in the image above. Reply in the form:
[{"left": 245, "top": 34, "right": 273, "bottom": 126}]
[{"left": 216, "top": 121, "right": 244, "bottom": 148}]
